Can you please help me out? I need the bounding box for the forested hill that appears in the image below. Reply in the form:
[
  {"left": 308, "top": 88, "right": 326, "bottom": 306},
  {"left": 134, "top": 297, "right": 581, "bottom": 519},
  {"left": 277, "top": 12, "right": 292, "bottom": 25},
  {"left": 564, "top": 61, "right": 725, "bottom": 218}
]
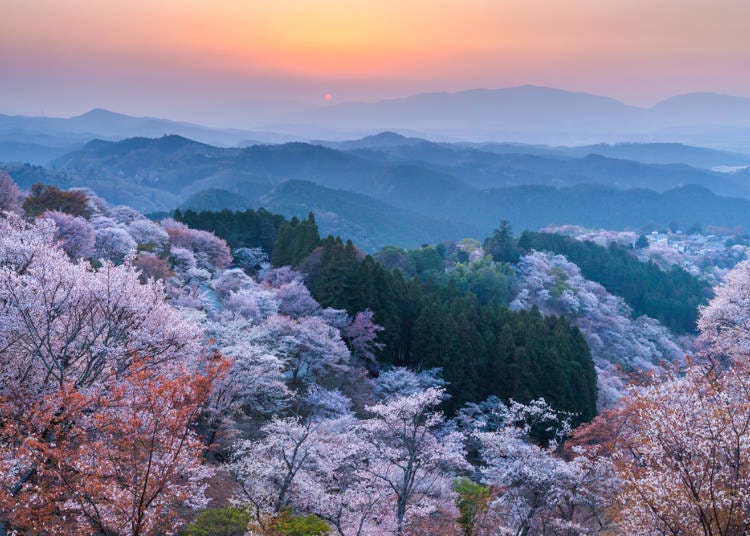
[
  {"left": 7, "top": 135, "right": 750, "bottom": 251},
  {"left": 176, "top": 207, "right": 712, "bottom": 335},
  {"left": 175, "top": 207, "right": 598, "bottom": 419},
  {"left": 516, "top": 232, "right": 713, "bottom": 332},
  {"left": 3, "top": 172, "right": 740, "bottom": 535},
  {"left": 176, "top": 205, "right": 711, "bottom": 417}
]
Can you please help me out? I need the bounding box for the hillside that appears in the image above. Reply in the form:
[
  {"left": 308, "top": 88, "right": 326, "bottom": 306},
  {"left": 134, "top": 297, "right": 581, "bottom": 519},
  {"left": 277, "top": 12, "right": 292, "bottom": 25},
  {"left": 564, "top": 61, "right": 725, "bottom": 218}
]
[
  {"left": 257, "top": 180, "right": 481, "bottom": 251},
  {"left": 51, "top": 134, "right": 750, "bottom": 202},
  {"left": 476, "top": 184, "right": 750, "bottom": 231},
  {"left": 4, "top": 133, "right": 750, "bottom": 249},
  {"left": 322, "top": 133, "right": 750, "bottom": 169}
]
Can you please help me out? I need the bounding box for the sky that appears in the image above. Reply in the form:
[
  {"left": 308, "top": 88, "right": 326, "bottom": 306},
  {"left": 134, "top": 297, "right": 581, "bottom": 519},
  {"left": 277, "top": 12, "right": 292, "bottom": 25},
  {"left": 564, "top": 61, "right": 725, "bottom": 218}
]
[{"left": 1, "top": 0, "right": 749, "bottom": 127}]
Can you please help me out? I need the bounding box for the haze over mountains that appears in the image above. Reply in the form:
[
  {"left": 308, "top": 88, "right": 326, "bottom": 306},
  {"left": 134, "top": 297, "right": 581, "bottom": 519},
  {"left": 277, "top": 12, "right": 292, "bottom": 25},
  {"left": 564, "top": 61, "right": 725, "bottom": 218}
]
[
  {"left": 1, "top": 125, "right": 749, "bottom": 250},
  {"left": 3, "top": 83, "right": 750, "bottom": 250},
  {"left": 4, "top": 85, "right": 750, "bottom": 166},
  {"left": 296, "top": 86, "right": 750, "bottom": 149},
  {"left": 0, "top": 108, "right": 296, "bottom": 164}
]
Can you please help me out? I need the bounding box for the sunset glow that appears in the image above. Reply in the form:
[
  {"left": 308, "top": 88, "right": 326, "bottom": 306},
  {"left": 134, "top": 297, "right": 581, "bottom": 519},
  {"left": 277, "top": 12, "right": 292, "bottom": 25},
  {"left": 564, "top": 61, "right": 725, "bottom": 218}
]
[{"left": 1, "top": 0, "right": 749, "bottom": 124}]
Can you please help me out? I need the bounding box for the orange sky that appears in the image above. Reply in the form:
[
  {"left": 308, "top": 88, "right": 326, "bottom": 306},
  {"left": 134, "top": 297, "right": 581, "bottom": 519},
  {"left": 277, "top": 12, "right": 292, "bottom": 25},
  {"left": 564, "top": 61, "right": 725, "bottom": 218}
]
[{"left": 1, "top": 0, "right": 749, "bottom": 125}]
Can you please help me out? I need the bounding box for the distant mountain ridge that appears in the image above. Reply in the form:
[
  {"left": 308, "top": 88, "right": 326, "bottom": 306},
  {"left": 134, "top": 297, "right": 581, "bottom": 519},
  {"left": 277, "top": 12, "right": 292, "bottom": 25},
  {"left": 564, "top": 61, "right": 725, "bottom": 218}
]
[
  {"left": 8, "top": 133, "right": 750, "bottom": 249},
  {"left": 0, "top": 109, "right": 295, "bottom": 165},
  {"left": 291, "top": 86, "right": 750, "bottom": 148},
  {"left": 3, "top": 85, "right": 750, "bottom": 163},
  {"left": 298, "top": 85, "right": 641, "bottom": 128},
  {"left": 317, "top": 132, "right": 750, "bottom": 171},
  {"left": 0, "top": 108, "right": 293, "bottom": 145},
  {"left": 651, "top": 92, "right": 750, "bottom": 125},
  {"left": 0, "top": 131, "right": 742, "bottom": 249},
  {"left": 51, "top": 134, "right": 750, "bottom": 207}
]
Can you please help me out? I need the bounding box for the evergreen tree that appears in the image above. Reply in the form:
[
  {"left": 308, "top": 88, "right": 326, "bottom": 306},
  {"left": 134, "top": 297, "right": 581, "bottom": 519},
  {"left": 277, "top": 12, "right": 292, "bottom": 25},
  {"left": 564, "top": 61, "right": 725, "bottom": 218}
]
[
  {"left": 308, "top": 238, "right": 597, "bottom": 423},
  {"left": 483, "top": 221, "right": 521, "bottom": 264},
  {"left": 271, "top": 213, "right": 321, "bottom": 267}
]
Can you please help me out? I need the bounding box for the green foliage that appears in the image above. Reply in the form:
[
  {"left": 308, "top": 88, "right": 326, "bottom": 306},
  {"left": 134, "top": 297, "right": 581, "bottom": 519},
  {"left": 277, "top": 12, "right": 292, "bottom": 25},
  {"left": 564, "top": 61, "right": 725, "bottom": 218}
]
[
  {"left": 483, "top": 220, "right": 521, "bottom": 263},
  {"left": 635, "top": 234, "right": 649, "bottom": 249},
  {"left": 518, "top": 231, "right": 712, "bottom": 333},
  {"left": 407, "top": 245, "right": 444, "bottom": 275},
  {"left": 411, "top": 295, "right": 597, "bottom": 417},
  {"left": 373, "top": 246, "right": 417, "bottom": 276},
  {"left": 184, "top": 507, "right": 251, "bottom": 536},
  {"left": 181, "top": 188, "right": 252, "bottom": 212},
  {"left": 175, "top": 207, "right": 284, "bottom": 253},
  {"left": 22, "top": 183, "right": 89, "bottom": 218},
  {"left": 453, "top": 478, "right": 490, "bottom": 536},
  {"left": 271, "top": 213, "right": 321, "bottom": 267},
  {"left": 269, "top": 509, "right": 330, "bottom": 536},
  {"left": 175, "top": 207, "right": 320, "bottom": 267},
  {"left": 308, "top": 238, "right": 597, "bottom": 423},
  {"left": 440, "top": 256, "right": 513, "bottom": 305}
]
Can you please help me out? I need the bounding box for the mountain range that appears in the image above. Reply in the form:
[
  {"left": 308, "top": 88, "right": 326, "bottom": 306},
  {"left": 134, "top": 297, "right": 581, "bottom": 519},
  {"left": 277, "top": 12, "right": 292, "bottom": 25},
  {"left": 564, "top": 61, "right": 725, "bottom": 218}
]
[
  {"left": 0, "top": 108, "right": 296, "bottom": 164},
  {"left": 44, "top": 133, "right": 750, "bottom": 206},
  {"left": 2, "top": 128, "right": 750, "bottom": 250},
  {"left": 289, "top": 86, "right": 750, "bottom": 148},
  {"left": 4, "top": 85, "right": 750, "bottom": 164}
]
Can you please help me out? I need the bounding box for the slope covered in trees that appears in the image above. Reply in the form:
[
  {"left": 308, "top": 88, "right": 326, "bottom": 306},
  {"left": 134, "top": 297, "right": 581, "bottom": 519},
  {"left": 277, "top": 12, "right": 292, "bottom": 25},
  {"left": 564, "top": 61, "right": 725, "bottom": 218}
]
[
  {"left": 172, "top": 205, "right": 600, "bottom": 420},
  {"left": 6, "top": 173, "right": 750, "bottom": 534},
  {"left": 175, "top": 207, "right": 286, "bottom": 256},
  {"left": 305, "top": 237, "right": 597, "bottom": 420},
  {"left": 510, "top": 251, "right": 684, "bottom": 407},
  {"left": 517, "top": 231, "right": 712, "bottom": 332},
  {"left": 174, "top": 207, "right": 702, "bottom": 414}
]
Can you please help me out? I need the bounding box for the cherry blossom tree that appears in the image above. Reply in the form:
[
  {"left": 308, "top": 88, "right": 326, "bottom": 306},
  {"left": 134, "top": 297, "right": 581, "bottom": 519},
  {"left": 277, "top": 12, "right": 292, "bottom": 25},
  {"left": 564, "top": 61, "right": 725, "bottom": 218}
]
[
  {"left": 162, "top": 218, "right": 231, "bottom": 271},
  {"left": 232, "top": 415, "right": 392, "bottom": 536},
  {"left": 344, "top": 310, "right": 384, "bottom": 366},
  {"left": 231, "top": 389, "right": 465, "bottom": 536},
  {"left": 273, "top": 279, "right": 322, "bottom": 318},
  {"left": 202, "top": 315, "right": 290, "bottom": 416},
  {"left": 234, "top": 246, "right": 271, "bottom": 273},
  {"left": 318, "top": 307, "right": 351, "bottom": 330},
  {"left": 127, "top": 218, "right": 170, "bottom": 254},
  {"left": 596, "top": 361, "right": 750, "bottom": 536},
  {"left": 251, "top": 314, "right": 349, "bottom": 384},
  {"left": 0, "top": 171, "right": 22, "bottom": 213},
  {"left": 357, "top": 387, "right": 467, "bottom": 535},
  {"left": 698, "top": 258, "right": 750, "bottom": 359},
  {"left": 473, "top": 399, "right": 614, "bottom": 535},
  {"left": 442, "top": 396, "right": 617, "bottom": 535},
  {"left": 371, "top": 367, "right": 445, "bottom": 400},
  {"left": 109, "top": 204, "right": 145, "bottom": 225},
  {"left": 231, "top": 416, "right": 323, "bottom": 529},
  {"left": 42, "top": 210, "right": 96, "bottom": 260},
  {"left": 91, "top": 215, "right": 137, "bottom": 263},
  {"left": 0, "top": 356, "right": 227, "bottom": 535},
  {"left": 0, "top": 213, "right": 201, "bottom": 394},
  {"left": 301, "top": 418, "right": 394, "bottom": 536},
  {"left": 262, "top": 266, "right": 304, "bottom": 287},
  {"left": 302, "top": 386, "right": 353, "bottom": 420}
]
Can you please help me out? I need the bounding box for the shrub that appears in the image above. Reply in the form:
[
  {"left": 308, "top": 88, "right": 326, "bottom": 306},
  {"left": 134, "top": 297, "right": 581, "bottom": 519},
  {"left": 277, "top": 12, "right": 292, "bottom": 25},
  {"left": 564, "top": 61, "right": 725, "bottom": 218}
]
[
  {"left": 22, "top": 183, "right": 89, "bottom": 218},
  {"left": 268, "top": 509, "right": 330, "bottom": 536},
  {"left": 184, "top": 506, "right": 251, "bottom": 536}
]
